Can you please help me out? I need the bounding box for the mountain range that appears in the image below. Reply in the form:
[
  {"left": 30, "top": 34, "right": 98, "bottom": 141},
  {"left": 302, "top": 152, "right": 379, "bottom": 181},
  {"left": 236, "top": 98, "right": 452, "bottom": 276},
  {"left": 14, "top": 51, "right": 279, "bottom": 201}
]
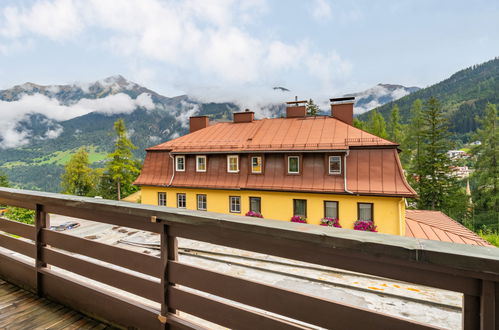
[{"left": 6, "top": 54, "right": 495, "bottom": 193}]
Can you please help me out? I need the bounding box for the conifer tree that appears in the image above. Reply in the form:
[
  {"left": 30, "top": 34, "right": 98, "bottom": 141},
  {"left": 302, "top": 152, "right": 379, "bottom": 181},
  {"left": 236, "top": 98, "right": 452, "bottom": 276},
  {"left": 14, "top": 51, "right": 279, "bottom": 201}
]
[
  {"left": 404, "top": 99, "right": 424, "bottom": 171},
  {"left": 60, "top": 147, "right": 96, "bottom": 196},
  {"left": 367, "top": 110, "right": 388, "bottom": 138},
  {"left": 0, "top": 171, "right": 9, "bottom": 188},
  {"left": 102, "top": 119, "right": 140, "bottom": 200},
  {"left": 471, "top": 103, "right": 498, "bottom": 231},
  {"left": 417, "top": 97, "right": 454, "bottom": 210},
  {"left": 306, "top": 99, "right": 320, "bottom": 116},
  {"left": 387, "top": 104, "right": 403, "bottom": 143},
  {"left": 353, "top": 118, "right": 367, "bottom": 131}
]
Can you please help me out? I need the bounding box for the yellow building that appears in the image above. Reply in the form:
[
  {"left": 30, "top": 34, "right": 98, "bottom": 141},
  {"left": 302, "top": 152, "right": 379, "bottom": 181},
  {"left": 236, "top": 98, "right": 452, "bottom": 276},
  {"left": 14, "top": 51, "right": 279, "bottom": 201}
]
[{"left": 134, "top": 98, "right": 416, "bottom": 235}]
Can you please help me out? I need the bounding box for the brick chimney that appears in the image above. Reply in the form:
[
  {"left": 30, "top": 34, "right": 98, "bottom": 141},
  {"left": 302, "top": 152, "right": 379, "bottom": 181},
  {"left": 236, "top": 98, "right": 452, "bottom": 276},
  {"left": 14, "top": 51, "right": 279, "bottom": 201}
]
[
  {"left": 330, "top": 97, "right": 355, "bottom": 125},
  {"left": 189, "top": 116, "right": 209, "bottom": 133},
  {"left": 233, "top": 110, "right": 254, "bottom": 123},
  {"left": 286, "top": 99, "right": 307, "bottom": 118}
]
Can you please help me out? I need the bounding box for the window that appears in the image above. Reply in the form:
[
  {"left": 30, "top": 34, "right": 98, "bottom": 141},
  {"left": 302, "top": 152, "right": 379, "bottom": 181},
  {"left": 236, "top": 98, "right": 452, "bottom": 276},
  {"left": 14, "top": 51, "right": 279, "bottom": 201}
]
[
  {"left": 324, "top": 201, "right": 338, "bottom": 218},
  {"left": 197, "top": 194, "right": 207, "bottom": 211},
  {"left": 288, "top": 156, "right": 300, "bottom": 174},
  {"left": 328, "top": 156, "right": 341, "bottom": 175},
  {"left": 358, "top": 203, "right": 373, "bottom": 221},
  {"left": 229, "top": 196, "right": 241, "bottom": 213},
  {"left": 175, "top": 155, "right": 185, "bottom": 172},
  {"left": 249, "top": 197, "right": 261, "bottom": 213},
  {"left": 158, "top": 192, "right": 167, "bottom": 206},
  {"left": 293, "top": 199, "right": 307, "bottom": 217},
  {"left": 196, "top": 155, "right": 207, "bottom": 172},
  {"left": 227, "top": 155, "right": 239, "bottom": 173},
  {"left": 251, "top": 156, "right": 262, "bottom": 173},
  {"left": 177, "top": 193, "right": 186, "bottom": 208}
]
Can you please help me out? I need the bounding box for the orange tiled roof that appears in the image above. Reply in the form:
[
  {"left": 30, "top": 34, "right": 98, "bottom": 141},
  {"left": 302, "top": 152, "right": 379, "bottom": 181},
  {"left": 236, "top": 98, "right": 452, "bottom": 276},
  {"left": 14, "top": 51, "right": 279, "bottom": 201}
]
[
  {"left": 148, "top": 116, "right": 397, "bottom": 152},
  {"left": 405, "top": 210, "right": 492, "bottom": 246}
]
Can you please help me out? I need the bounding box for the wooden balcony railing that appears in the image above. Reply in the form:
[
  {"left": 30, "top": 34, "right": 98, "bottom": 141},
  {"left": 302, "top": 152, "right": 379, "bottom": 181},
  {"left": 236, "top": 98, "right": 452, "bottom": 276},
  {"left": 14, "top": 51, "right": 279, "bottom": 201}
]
[{"left": 0, "top": 187, "right": 497, "bottom": 329}]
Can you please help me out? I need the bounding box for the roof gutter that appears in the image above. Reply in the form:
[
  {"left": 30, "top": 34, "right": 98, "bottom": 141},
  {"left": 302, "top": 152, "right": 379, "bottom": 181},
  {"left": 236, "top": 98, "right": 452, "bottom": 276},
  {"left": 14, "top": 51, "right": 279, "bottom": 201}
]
[
  {"left": 344, "top": 150, "right": 354, "bottom": 194},
  {"left": 167, "top": 153, "right": 175, "bottom": 187}
]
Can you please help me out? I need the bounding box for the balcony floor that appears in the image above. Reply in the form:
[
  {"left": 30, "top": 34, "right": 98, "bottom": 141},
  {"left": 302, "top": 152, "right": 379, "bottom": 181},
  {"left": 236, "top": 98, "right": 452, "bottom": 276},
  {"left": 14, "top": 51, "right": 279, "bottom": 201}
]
[{"left": 0, "top": 279, "right": 114, "bottom": 329}]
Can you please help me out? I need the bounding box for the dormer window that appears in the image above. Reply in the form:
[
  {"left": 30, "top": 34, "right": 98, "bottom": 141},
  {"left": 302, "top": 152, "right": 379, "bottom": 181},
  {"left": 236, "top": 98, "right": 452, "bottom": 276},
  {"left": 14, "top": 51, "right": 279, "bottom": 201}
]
[
  {"left": 329, "top": 156, "right": 341, "bottom": 175},
  {"left": 288, "top": 156, "right": 300, "bottom": 174},
  {"left": 175, "top": 155, "right": 185, "bottom": 172},
  {"left": 227, "top": 155, "right": 239, "bottom": 173},
  {"left": 251, "top": 156, "right": 262, "bottom": 173},
  {"left": 196, "top": 155, "right": 207, "bottom": 172}
]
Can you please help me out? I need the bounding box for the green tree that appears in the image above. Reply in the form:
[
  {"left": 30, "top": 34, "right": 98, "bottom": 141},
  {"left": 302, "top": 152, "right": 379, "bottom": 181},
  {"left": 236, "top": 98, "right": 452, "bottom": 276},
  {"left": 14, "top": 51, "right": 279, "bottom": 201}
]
[
  {"left": 471, "top": 103, "right": 499, "bottom": 231},
  {"left": 387, "top": 104, "right": 403, "bottom": 143},
  {"left": 306, "top": 99, "right": 320, "bottom": 116},
  {"left": 60, "top": 147, "right": 97, "bottom": 196},
  {"left": 0, "top": 170, "right": 9, "bottom": 188},
  {"left": 417, "top": 97, "right": 454, "bottom": 210},
  {"left": 353, "top": 118, "right": 367, "bottom": 131},
  {"left": 5, "top": 207, "right": 35, "bottom": 224},
  {"left": 102, "top": 119, "right": 140, "bottom": 200},
  {"left": 404, "top": 99, "right": 424, "bottom": 171},
  {"left": 367, "top": 110, "right": 388, "bottom": 138}
]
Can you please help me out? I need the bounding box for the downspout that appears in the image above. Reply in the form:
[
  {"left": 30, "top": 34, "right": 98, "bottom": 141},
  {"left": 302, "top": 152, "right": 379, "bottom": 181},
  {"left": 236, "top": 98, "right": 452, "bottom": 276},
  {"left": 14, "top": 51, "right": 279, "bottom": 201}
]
[
  {"left": 344, "top": 150, "right": 354, "bottom": 194},
  {"left": 168, "top": 153, "right": 175, "bottom": 187}
]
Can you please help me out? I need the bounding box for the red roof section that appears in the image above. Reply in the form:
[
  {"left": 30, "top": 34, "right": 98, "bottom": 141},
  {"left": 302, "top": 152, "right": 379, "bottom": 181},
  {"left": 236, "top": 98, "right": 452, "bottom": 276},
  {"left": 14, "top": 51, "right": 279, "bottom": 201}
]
[
  {"left": 148, "top": 116, "right": 397, "bottom": 152},
  {"left": 405, "top": 210, "right": 492, "bottom": 246},
  {"left": 134, "top": 149, "right": 416, "bottom": 197}
]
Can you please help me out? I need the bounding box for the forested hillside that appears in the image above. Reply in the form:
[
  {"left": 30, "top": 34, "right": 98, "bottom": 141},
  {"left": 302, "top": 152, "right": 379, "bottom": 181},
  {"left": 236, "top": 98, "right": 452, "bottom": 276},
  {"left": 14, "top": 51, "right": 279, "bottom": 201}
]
[{"left": 359, "top": 57, "right": 499, "bottom": 140}]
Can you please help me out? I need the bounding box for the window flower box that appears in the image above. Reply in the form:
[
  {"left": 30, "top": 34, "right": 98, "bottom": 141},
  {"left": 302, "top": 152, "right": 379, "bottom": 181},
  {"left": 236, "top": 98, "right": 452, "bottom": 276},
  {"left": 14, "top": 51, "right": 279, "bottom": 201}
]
[
  {"left": 320, "top": 217, "right": 341, "bottom": 228},
  {"left": 245, "top": 211, "right": 263, "bottom": 218},
  {"left": 353, "top": 220, "right": 377, "bottom": 232},
  {"left": 291, "top": 215, "right": 307, "bottom": 223}
]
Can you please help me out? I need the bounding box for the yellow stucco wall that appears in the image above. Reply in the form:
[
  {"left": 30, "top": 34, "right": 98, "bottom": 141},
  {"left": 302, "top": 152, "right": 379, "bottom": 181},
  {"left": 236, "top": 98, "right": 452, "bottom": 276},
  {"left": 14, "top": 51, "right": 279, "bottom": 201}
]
[{"left": 141, "top": 186, "right": 406, "bottom": 235}]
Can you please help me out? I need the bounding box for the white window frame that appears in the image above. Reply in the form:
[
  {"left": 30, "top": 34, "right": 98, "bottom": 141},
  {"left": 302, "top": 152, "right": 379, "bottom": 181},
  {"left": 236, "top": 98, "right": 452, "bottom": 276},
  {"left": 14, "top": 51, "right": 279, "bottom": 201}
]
[
  {"left": 229, "top": 196, "right": 241, "bottom": 213},
  {"left": 251, "top": 156, "right": 262, "bottom": 174},
  {"left": 328, "top": 156, "right": 342, "bottom": 175},
  {"left": 175, "top": 155, "right": 185, "bottom": 172},
  {"left": 158, "top": 192, "right": 167, "bottom": 206},
  {"left": 197, "top": 194, "right": 207, "bottom": 211},
  {"left": 196, "top": 155, "right": 207, "bottom": 172},
  {"left": 287, "top": 156, "right": 300, "bottom": 174},
  {"left": 177, "top": 193, "right": 186, "bottom": 208},
  {"left": 227, "top": 155, "right": 239, "bottom": 173}
]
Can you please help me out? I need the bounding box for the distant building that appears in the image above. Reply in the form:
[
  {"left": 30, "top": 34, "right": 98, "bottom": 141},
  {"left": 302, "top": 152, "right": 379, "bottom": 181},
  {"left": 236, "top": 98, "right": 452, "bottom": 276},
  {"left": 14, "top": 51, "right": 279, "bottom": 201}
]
[
  {"left": 134, "top": 98, "right": 416, "bottom": 236},
  {"left": 447, "top": 150, "right": 469, "bottom": 160},
  {"left": 450, "top": 166, "right": 472, "bottom": 179}
]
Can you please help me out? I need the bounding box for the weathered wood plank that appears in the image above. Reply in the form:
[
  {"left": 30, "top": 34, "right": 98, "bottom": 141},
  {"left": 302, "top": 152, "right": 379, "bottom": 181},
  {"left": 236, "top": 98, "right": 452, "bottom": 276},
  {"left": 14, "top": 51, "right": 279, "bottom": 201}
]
[
  {"left": 43, "top": 247, "right": 161, "bottom": 302},
  {"left": 0, "top": 218, "right": 35, "bottom": 239},
  {"left": 168, "top": 261, "right": 437, "bottom": 330},
  {"left": 0, "top": 233, "right": 35, "bottom": 257},
  {"left": 42, "top": 228, "right": 160, "bottom": 277},
  {"left": 168, "top": 286, "right": 303, "bottom": 330}
]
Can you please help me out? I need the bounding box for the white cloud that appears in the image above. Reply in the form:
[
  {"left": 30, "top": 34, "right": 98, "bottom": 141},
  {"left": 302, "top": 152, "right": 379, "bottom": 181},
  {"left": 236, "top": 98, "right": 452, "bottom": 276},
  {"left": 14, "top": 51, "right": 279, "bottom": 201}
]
[
  {"left": 0, "top": 0, "right": 352, "bottom": 96},
  {"left": 0, "top": 92, "right": 155, "bottom": 148},
  {"left": 310, "top": 0, "right": 332, "bottom": 21}
]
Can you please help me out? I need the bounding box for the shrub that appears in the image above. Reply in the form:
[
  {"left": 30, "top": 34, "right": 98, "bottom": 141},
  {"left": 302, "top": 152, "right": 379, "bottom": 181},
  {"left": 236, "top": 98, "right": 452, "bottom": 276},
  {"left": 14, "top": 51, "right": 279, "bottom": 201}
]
[
  {"left": 291, "top": 215, "right": 307, "bottom": 223},
  {"left": 320, "top": 217, "right": 341, "bottom": 228},
  {"left": 353, "top": 220, "right": 377, "bottom": 232}
]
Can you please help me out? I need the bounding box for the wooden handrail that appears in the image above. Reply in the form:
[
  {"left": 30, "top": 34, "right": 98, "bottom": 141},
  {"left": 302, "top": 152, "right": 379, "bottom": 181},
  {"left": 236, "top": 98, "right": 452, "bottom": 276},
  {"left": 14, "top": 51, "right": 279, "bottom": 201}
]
[{"left": 0, "top": 187, "right": 497, "bottom": 329}]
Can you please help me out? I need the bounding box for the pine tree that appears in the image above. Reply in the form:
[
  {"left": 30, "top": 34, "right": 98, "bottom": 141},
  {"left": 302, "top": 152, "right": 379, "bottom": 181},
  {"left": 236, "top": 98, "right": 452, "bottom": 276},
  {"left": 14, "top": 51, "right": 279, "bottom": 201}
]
[
  {"left": 471, "top": 103, "right": 498, "bottom": 231},
  {"left": 417, "top": 97, "right": 454, "bottom": 210},
  {"left": 404, "top": 99, "right": 424, "bottom": 171},
  {"left": 367, "top": 110, "right": 388, "bottom": 138},
  {"left": 387, "top": 104, "right": 403, "bottom": 143},
  {"left": 306, "top": 99, "right": 320, "bottom": 116},
  {"left": 60, "top": 147, "right": 96, "bottom": 196},
  {"left": 103, "top": 119, "right": 140, "bottom": 200}
]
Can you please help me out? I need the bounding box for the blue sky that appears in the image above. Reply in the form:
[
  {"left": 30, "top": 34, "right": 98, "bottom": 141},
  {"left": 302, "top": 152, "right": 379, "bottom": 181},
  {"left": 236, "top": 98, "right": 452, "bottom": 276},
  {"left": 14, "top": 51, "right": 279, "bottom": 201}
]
[{"left": 1, "top": 0, "right": 498, "bottom": 104}]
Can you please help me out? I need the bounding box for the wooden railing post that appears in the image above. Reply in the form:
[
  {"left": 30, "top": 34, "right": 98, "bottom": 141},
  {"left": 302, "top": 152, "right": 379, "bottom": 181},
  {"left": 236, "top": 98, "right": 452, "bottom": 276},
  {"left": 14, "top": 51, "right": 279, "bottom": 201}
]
[
  {"left": 480, "top": 280, "right": 496, "bottom": 330},
  {"left": 35, "top": 204, "right": 49, "bottom": 297},
  {"left": 159, "top": 220, "right": 178, "bottom": 329}
]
